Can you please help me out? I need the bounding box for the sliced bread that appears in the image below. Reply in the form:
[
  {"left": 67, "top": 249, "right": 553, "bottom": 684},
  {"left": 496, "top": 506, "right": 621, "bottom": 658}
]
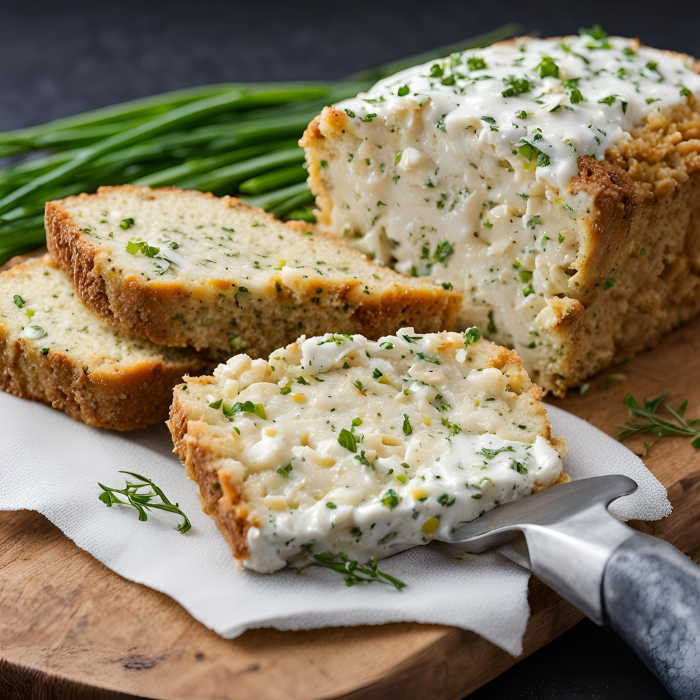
[
  {"left": 46, "top": 186, "right": 461, "bottom": 358},
  {"left": 0, "top": 256, "right": 211, "bottom": 430},
  {"left": 169, "top": 328, "right": 566, "bottom": 573}
]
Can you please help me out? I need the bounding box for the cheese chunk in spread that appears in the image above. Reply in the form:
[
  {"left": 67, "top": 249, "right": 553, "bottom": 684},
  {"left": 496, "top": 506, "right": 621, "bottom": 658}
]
[{"left": 172, "top": 329, "right": 565, "bottom": 573}]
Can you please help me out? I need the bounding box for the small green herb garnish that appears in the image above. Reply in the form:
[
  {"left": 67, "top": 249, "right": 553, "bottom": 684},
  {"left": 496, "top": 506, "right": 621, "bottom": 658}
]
[
  {"left": 311, "top": 552, "right": 406, "bottom": 590},
  {"left": 438, "top": 493, "right": 457, "bottom": 507},
  {"left": 381, "top": 489, "right": 400, "bottom": 509},
  {"left": 463, "top": 326, "right": 482, "bottom": 346},
  {"left": 402, "top": 414, "right": 412, "bottom": 436},
  {"left": 510, "top": 460, "right": 528, "bottom": 475},
  {"left": 479, "top": 445, "right": 515, "bottom": 459},
  {"left": 212, "top": 399, "right": 266, "bottom": 420},
  {"left": 338, "top": 428, "right": 357, "bottom": 453},
  {"left": 355, "top": 450, "right": 374, "bottom": 469},
  {"left": 487, "top": 311, "right": 497, "bottom": 334},
  {"left": 98, "top": 471, "right": 191, "bottom": 533},
  {"left": 277, "top": 464, "right": 293, "bottom": 478},
  {"left": 120, "top": 218, "right": 135, "bottom": 229},
  {"left": 618, "top": 393, "right": 700, "bottom": 450},
  {"left": 13, "top": 294, "right": 25, "bottom": 308},
  {"left": 480, "top": 116, "right": 499, "bottom": 132},
  {"left": 126, "top": 239, "right": 159, "bottom": 257},
  {"left": 434, "top": 241, "right": 454, "bottom": 264},
  {"left": 416, "top": 352, "right": 441, "bottom": 365},
  {"left": 537, "top": 56, "right": 559, "bottom": 79},
  {"left": 502, "top": 75, "right": 534, "bottom": 98}
]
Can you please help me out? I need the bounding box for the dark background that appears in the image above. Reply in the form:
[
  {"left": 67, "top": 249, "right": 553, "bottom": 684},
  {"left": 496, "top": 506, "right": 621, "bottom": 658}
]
[{"left": 4, "top": 0, "right": 697, "bottom": 696}]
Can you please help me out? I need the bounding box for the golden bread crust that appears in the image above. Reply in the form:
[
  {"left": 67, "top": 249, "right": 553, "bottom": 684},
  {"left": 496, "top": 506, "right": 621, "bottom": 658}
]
[
  {"left": 0, "top": 280, "right": 210, "bottom": 431},
  {"left": 169, "top": 383, "right": 251, "bottom": 561}
]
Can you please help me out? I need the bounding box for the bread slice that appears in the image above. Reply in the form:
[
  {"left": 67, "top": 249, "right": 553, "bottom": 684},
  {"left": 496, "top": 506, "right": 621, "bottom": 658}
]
[
  {"left": 0, "top": 256, "right": 211, "bottom": 430},
  {"left": 302, "top": 34, "right": 700, "bottom": 395},
  {"left": 45, "top": 186, "right": 461, "bottom": 359},
  {"left": 168, "top": 328, "right": 566, "bottom": 573}
]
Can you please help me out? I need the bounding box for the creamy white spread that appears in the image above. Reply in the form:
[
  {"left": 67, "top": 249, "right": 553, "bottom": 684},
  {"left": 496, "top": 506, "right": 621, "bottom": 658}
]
[
  {"left": 202, "top": 329, "right": 563, "bottom": 573},
  {"left": 317, "top": 33, "right": 700, "bottom": 381},
  {"left": 339, "top": 33, "right": 700, "bottom": 191}
]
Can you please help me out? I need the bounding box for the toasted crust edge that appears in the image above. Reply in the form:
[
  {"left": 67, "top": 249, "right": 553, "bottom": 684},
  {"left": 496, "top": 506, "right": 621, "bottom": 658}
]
[{"left": 168, "top": 384, "right": 251, "bottom": 560}]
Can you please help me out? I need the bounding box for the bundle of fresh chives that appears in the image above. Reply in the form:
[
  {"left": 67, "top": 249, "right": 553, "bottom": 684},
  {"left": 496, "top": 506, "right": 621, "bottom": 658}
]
[{"left": 0, "top": 24, "right": 519, "bottom": 265}]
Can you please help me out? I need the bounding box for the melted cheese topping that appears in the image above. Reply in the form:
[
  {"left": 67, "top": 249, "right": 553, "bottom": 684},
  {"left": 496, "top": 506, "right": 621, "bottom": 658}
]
[
  {"left": 314, "top": 34, "right": 700, "bottom": 380},
  {"left": 340, "top": 34, "right": 700, "bottom": 190},
  {"left": 198, "top": 330, "right": 563, "bottom": 573}
]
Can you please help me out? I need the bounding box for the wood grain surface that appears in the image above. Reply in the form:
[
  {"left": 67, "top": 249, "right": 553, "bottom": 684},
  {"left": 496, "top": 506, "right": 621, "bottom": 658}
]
[{"left": 1, "top": 253, "right": 698, "bottom": 698}]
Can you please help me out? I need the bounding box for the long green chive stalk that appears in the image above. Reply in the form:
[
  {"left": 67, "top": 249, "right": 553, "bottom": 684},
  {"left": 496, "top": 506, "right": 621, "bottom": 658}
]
[{"left": 0, "top": 25, "right": 520, "bottom": 265}]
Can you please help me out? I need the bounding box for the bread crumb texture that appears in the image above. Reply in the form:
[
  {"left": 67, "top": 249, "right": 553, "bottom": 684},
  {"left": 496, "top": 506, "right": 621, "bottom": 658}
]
[
  {"left": 45, "top": 186, "right": 460, "bottom": 358},
  {"left": 0, "top": 256, "right": 210, "bottom": 430}
]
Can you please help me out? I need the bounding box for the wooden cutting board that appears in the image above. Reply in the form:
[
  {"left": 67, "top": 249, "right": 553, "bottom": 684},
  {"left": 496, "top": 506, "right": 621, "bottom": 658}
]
[{"left": 1, "top": 252, "right": 699, "bottom": 699}]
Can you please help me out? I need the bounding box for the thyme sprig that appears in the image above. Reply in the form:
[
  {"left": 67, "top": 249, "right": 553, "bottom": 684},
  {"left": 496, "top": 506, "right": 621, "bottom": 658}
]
[
  {"left": 617, "top": 393, "right": 700, "bottom": 450},
  {"left": 312, "top": 552, "right": 406, "bottom": 590},
  {"left": 98, "top": 471, "right": 192, "bottom": 533}
]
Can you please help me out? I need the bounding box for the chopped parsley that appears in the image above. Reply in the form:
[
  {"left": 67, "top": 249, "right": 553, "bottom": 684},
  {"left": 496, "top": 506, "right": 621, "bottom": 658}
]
[
  {"left": 463, "top": 326, "right": 482, "bottom": 346},
  {"left": 338, "top": 428, "right": 357, "bottom": 452},
  {"left": 381, "top": 489, "right": 400, "bottom": 509}
]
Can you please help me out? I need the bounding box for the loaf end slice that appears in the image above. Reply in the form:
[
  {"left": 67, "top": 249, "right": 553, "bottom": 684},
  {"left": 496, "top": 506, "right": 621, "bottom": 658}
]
[
  {"left": 46, "top": 186, "right": 461, "bottom": 356},
  {"left": 302, "top": 36, "right": 700, "bottom": 395},
  {"left": 0, "top": 256, "right": 212, "bottom": 430},
  {"left": 168, "top": 328, "right": 566, "bottom": 573}
]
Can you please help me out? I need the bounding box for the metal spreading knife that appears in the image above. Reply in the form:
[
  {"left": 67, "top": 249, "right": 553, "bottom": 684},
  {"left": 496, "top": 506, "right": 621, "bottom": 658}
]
[{"left": 440, "top": 475, "right": 700, "bottom": 700}]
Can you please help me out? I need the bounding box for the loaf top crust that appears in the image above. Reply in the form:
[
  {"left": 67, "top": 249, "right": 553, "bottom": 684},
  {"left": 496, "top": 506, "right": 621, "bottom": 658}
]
[{"left": 305, "top": 34, "right": 700, "bottom": 195}]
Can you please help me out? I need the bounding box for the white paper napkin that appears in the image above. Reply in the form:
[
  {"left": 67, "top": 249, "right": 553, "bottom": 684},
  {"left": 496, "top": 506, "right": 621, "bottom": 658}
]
[{"left": 0, "top": 392, "right": 670, "bottom": 655}]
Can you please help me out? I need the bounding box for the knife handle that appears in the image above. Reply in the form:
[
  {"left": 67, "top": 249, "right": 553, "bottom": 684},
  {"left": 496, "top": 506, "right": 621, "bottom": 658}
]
[{"left": 603, "top": 532, "right": 700, "bottom": 700}]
